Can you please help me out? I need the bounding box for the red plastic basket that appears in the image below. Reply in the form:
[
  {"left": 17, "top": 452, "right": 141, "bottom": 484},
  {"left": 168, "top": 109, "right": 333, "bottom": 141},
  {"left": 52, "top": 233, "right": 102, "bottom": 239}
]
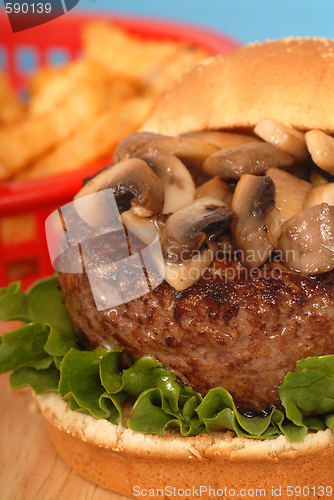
[{"left": 0, "top": 12, "right": 240, "bottom": 288}]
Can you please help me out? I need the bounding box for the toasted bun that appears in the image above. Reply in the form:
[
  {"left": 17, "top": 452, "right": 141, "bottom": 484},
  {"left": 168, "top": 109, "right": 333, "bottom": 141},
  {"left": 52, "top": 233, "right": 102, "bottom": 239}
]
[
  {"left": 36, "top": 393, "right": 334, "bottom": 499},
  {"left": 142, "top": 37, "right": 334, "bottom": 136}
]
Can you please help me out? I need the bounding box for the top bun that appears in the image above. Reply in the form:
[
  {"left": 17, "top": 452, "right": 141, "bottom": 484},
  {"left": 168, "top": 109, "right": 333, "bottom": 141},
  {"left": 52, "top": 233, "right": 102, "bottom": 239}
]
[{"left": 142, "top": 38, "right": 334, "bottom": 136}]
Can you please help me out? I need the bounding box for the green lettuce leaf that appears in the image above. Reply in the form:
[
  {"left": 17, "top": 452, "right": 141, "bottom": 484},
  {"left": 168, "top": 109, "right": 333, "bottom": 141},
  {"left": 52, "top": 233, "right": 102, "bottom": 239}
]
[
  {"left": 100, "top": 392, "right": 127, "bottom": 425},
  {"left": 59, "top": 348, "right": 111, "bottom": 419},
  {"left": 1, "top": 277, "right": 334, "bottom": 442},
  {"left": 100, "top": 349, "right": 123, "bottom": 393},
  {"left": 128, "top": 388, "right": 183, "bottom": 436},
  {"left": 10, "top": 363, "right": 60, "bottom": 394},
  {"left": 325, "top": 413, "right": 334, "bottom": 431},
  {"left": 0, "top": 281, "right": 29, "bottom": 321},
  {"left": 44, "top": 326, "right": 77, "bottom": 356},
  {"left": 0, "top": 323, "right": 50, "bottom": 374},
  {"left": 26, "top": 276, "right": 74, "bottom": 333},
  {"left": 122, "top": 356, "right": 183, "bottom": 414},
  {"left": 277, "top": 355, "right": 334, "bottom": 437}
]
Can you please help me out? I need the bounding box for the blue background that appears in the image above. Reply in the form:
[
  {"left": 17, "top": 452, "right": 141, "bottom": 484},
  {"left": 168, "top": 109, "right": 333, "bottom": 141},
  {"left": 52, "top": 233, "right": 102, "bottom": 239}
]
[{"left": 74, "top": 0, "right": 334, "bottom": 45}]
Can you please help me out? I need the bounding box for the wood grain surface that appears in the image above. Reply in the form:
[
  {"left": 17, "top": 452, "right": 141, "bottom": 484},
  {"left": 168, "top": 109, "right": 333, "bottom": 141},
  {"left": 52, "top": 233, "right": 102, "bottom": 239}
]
[{"left": 0, "top": 322, "right": 128, "bottom": 500}]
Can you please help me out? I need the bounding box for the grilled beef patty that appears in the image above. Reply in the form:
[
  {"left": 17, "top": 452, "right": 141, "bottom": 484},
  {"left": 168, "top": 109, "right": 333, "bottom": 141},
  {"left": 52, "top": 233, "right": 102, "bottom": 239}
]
[{"left": 57, "top": 219, "right": 334, "bottom": 415}]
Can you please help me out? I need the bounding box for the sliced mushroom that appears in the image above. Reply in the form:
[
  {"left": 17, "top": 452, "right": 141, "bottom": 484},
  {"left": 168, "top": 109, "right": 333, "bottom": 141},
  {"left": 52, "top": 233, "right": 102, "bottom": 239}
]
[
  {"left": 155, "top": 213, "right": 170, "bottom": 234},
  {"left": 216, "top": 232, "right": 235, "bottom": 255},
  {"left": 120, "top": 210, "right": 161, "bottom": 246},
  {"left": 164, "top": 241, "right": 218, "bottom": 291},
  {"left": 136, "top": 135, "right": 221, "bottom": 169},
  {"left": 266, "top": 168, "right": 312, "bottom": 224},
  {"left": 310, "top": 168, "right": 329, "bottom": 186},
  {"left": 278, "top": 204, "right": 334, "bottom": 274},
  {"left": 182, "top": 130, "right": 262, "bottom": 149},
  {"left": 304, "top": 183, "right": 334, "bottom": 209},
  {"left": 254, "top": 118, "right": 309, "bottom": 159},
  {"left": 112, "top": 132, "right": 162, "bottom": 163},
  {"left": 203, "top": 143, "right": 293, "bottom": 180},
  {"left": 231, "top": 174, "right": 281, "bottom": 268},
  {"left": 74, "top": 158, "right": 164, "bottom": 227},
  {"left": 305, "top": 130, "right": 334, "bottom": 175},
  {"left": 114, "top": 132, "right": 220, "bottom": 168},
  {"left": 195, "top": 176, "right": 234, "bottom": 207},
  {"left": 132, "top": 147, "right": 195, "bottom": 213},
  {"left": 161, "top": 196, "right": 234, "bottom": 262}
]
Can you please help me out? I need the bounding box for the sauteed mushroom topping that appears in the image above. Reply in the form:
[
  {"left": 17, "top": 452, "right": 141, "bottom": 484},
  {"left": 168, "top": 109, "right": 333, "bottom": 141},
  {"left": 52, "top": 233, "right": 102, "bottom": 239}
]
[
  {"left": 195, "top": 176, "right": 234, "bottom": 207},
  {"left": 163, "top": 241, "right": 218, "bottom": 290},
  {"left": 161, "top": 196, "right": 234, "bottom": 262},
  {"left": 304, "top": 183, "right": 334, "bottom": 209},
  {"left": 133, "top": 135, "right": 220, "bottom": 168},
  {"left": 254, "top": 118, "right": 309, "bottom": 159},
  {"left": 310, "top": 168, "right": 329, "bottom": 186},
  {"left": 120, "top": 210, "right": 160, "bottom": 246},
  {"left": 266, "top": 168, "right": 312, "bottom": 224},
  {"left": 231, "top": 175, "right": 281, "bottom": 268},
  {"left": 112, "top": 132, "right": 162, "bottom": 163},
  {"left": 132, "top": 147, "right": 195, "bottom": 213},
  {"left": 182, "top": 130, "right": 262, "bottom": 149},
  {"left": 74, "top": 120, "right": 334, "bottom": 290},
  {"left": 74, "top": 158, "right": 164, "bottom": 226},
  {"left": 305, "top": 130, "right": 334, "bottom": 175},
  {"left": 278, "top": 204, "right": 334, "bottom": 274},
  {"left": 202, "top": 142, "right": 293, "bottom": 180},
  {"left": 114, "top": 132, "right": 220, "bottom": 168}
]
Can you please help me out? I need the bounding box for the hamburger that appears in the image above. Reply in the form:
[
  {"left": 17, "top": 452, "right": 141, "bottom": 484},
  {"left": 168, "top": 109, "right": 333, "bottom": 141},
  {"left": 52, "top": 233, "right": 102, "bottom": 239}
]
[{"left": 2, "top": 37, "right": 334, "bottom": 499}]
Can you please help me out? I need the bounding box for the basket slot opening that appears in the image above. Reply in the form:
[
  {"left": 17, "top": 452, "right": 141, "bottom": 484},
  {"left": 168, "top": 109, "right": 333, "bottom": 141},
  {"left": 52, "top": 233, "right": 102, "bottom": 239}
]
[
  {"left": 6, "top": 256, "right": 39, "bottom": 281},
  {"left": 46, "top": 47, "right": 70, "bottom": 66},
  {"left": 15, "top": 45, "right": 39, "bottom": 75},
  {"left": 0, "top": 45, "right": 8, "bottom": 70},
  {"left": 0, "top": 214, "right": 36, "bottom": 244}
]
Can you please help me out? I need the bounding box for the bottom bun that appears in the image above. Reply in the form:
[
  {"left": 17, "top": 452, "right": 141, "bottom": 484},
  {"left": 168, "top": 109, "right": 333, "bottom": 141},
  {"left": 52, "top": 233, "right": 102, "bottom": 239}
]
[{"left": 36, "top": 393, "right": 334, "bottom": 499}]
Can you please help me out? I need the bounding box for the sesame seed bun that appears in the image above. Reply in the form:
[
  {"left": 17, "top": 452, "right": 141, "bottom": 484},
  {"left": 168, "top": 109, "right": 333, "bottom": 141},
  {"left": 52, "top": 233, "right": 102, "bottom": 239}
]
[
  {"left": 37, "top": 393, "right": 334, "bottom": 499},
  {"left": 142, "top": 38, "right": 334, "bottom": 136}
]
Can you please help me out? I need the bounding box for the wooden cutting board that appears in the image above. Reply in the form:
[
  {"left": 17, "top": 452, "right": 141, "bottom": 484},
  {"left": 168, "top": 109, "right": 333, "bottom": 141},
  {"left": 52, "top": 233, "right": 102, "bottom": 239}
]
[{"left": 0, "top": 322, "right": 128, "bottom": 500}]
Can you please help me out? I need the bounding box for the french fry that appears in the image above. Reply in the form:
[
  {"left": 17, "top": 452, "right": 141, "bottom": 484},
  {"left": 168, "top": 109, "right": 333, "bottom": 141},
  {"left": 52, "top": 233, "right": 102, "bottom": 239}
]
[
  {"left": 116, "top": 94, "right": 157, "bottom": 128},
  {"left": 29, "top": 60, "right": 112, "bottom": 117},
  {"left": 82, "top": 22, "right": 208, "bottom": 89},
  {"left": 29, "top": 65, "right": 67, "bottom": 95},
  {"left": 105, "top": 74, "right": 143, "bottom": 107},
  {"left": 16, "top": 111, "right": 139, "bottom": 179},
  {"left": 0, "top": 72, "right": 25, "bottom": 125},
  {"left": 0, "top": 85, "right": 106, "bottom": 180},
  {"left": 148, "top": 45, "right": 210, "bottom": 94},
  {"left": 0, "top": 21, "right": 210, "bottom": 182},
  {"left": 30, "top": 58, "right": 142, "bottom": 118},
  {"left": 16, "top": 92, "right": 155, "bottom": 180}
]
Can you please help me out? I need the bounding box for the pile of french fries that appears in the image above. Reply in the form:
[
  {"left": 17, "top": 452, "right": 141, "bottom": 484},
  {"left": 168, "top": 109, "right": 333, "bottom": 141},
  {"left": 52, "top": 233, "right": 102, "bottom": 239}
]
[{"left": 0, "top": 21, "right": 210, "bottom": 182}]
